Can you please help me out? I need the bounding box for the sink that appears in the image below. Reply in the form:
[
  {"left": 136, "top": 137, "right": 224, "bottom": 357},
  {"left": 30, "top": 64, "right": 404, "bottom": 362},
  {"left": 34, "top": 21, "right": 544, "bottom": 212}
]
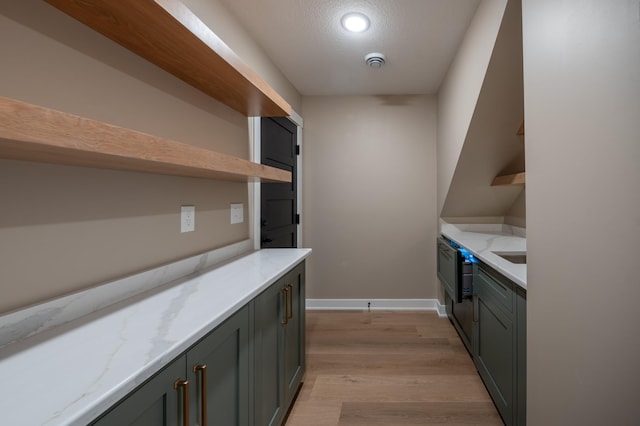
[{"left": 492, "top": 251, "right": 527, "bottom": 264}]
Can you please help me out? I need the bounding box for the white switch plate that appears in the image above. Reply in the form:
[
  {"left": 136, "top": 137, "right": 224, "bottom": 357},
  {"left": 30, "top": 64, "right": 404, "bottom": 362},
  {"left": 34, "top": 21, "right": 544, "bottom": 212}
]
[
  {"left": 230, "top": 203, "right": 244, "bottom": 224},
  {"left": 181, "top": 205, "right": 195, "bottom": 232}
]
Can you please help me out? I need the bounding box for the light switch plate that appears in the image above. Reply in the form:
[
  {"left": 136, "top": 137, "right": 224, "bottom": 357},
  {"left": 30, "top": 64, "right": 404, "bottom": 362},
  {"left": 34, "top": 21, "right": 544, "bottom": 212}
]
[
  {"left": 181, "top": 205, "right": 195, "bottom": 232},
  {"left": 230, "top": 203, "right": 244, "bottom": 224}
]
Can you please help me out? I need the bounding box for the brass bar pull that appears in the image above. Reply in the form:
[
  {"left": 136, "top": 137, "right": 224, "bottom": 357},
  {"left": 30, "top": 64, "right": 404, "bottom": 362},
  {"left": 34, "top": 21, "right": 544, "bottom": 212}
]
[
  {"left": 280, "top": 287, "right": 289, "bottom": 325},
  {"left": 194, "top": 364, "right": 208, "bottom": 426},
  {"left": 174, "top": 379, "right": 190, "bottom": 426},
  {"left": 287, "top": 284, "right": 293, "bottom": 320}
]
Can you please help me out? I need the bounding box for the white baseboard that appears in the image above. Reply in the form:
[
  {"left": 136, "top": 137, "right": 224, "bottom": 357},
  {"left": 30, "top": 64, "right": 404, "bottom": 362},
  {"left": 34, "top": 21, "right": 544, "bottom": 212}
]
[
  {"left": 306, "top": 299, "right": 445, "bottom": 312},
  {"left": 436, "top": 301, "right": 448, "bottom": 318}
]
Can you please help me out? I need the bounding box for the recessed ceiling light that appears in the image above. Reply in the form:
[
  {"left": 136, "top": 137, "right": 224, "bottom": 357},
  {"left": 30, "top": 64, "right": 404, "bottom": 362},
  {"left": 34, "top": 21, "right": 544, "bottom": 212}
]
[{"left": 341, "top": 13, "right": 370, "bottom": 33}]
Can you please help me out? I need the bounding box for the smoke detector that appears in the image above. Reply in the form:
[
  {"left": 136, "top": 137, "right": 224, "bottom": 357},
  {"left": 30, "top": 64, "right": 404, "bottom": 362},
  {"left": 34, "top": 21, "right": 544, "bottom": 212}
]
[{"left": 365, "top": 52, "right": 386, "bottom": 69}]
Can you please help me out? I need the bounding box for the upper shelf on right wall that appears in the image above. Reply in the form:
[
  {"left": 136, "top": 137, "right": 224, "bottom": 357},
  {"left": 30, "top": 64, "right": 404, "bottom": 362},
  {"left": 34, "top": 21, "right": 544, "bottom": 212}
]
[
  {"left": 492, "top": 171, "right": 525, "bottom": 186},
  {"left": 492, "top": 120, "right": 526, "bottom": 186},
  {"left": 44, "top": 0, "right": 292, "bottom": 117}
]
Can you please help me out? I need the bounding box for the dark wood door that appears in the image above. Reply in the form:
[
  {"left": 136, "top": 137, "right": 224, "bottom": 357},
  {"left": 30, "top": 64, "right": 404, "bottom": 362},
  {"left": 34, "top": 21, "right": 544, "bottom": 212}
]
[{"left": 261, "top": 117, "right": 297, "bottom": 248}]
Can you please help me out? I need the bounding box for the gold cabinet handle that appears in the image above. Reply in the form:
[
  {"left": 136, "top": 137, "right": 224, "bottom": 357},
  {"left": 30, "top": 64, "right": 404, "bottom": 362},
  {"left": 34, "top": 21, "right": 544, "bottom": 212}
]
[
  {"left": 280, "top": 286, "right": 289, "bottom": 326},
  {"left": 174, "top": 379, "right": 190, "bottom": 426},
  {"left": 194, "top": 364, "right": 208, "bottom": 426},
  {"left": 287, "top": 284, "right": 293, "bottom": 320}
]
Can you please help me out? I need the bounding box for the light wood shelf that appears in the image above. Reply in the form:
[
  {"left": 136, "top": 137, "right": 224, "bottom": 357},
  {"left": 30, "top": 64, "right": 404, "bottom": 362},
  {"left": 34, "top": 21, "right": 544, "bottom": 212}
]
[
  {"left": 491, "top": 172, "right": 526, "bottom": 186},
  {"left": 491, "top": 121, "right": 526, "bottom": 186},
  {"left": 44, "top": 0, "right": 291, "bottom": 118},
  {"left": 0, "top": 97, "right": 292, "bottom": 183}
]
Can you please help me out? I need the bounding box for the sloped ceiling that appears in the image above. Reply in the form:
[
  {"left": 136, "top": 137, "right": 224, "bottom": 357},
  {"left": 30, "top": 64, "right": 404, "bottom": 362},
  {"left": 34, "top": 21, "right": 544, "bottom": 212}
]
[{"left": 441, "top": 0, "right": 524, "bottom": 219}]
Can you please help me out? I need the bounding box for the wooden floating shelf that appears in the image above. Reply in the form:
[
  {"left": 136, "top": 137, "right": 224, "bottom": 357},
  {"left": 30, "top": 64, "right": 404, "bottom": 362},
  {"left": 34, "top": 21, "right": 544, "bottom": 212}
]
[
  {"left": 44, "top": 0, "right": 291, "bottom": 118},
  {"left": 0, "top": 97, "right": 292, "bottom": 183},
  {"left": 492, "top": 172, "right": 526, "bottom": 186}
]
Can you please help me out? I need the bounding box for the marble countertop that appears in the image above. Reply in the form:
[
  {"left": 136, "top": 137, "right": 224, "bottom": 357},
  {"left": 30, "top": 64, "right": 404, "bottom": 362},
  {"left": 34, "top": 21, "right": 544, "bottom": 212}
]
[
  {"left": 0, "top": 248, "right": 311, "bottom": 426},
  {"left": 440, "top": 223, "right": 526, "bottom": 289}
]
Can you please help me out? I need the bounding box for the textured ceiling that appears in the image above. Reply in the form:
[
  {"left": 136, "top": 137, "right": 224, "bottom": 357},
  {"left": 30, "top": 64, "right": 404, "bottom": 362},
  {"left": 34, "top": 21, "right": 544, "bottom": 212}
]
[{"left": 219, "top": 0, "right": 480, "bottom": 96}]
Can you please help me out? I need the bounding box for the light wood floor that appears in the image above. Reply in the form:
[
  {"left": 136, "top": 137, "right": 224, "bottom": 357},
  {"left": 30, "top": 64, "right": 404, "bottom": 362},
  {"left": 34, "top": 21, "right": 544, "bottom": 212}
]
[{"left": 285, "top": 310, "right": 503, "bottom": 426}]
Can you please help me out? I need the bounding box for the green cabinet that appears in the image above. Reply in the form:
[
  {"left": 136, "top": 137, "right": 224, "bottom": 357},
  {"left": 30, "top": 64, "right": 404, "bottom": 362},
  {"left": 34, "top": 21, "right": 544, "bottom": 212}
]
[
  {"left": 187, "top": 305, "right": 250, "bottom": 426},
  {"left": 516, "top": 287, "right": 527, "bottom": 426},
  {"left": 253, "top": 262, "right": 306, "bottom": 426},
  {"left": 253, "top": 278, "right": 286, "bottom": 426},
  {"left": 283, "top": 262, "right": 306, "bottom": 408},
  {"left": 91, "top": 305, "right": 250, "bottom": 426},
  {"left": 89, "top": 261, "right": 306, "bottom": 426},
  {"left": 437, "top": 237, "right": 457, "bottom": 299},
  {"left": 91, "top": 355, "right": 185, "bottom": 426},
  {"left": 473, "top": 261, "right": 526, "bottom": 426}
]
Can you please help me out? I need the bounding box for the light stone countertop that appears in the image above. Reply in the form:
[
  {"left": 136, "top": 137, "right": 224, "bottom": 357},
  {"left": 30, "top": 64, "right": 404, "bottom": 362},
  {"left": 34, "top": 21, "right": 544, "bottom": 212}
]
[
  {"left": 0, "top": 248, "right": 311, "bottom": 426},
  {"left": 440, "top": 223, "right": 527, "bottom": 289}
]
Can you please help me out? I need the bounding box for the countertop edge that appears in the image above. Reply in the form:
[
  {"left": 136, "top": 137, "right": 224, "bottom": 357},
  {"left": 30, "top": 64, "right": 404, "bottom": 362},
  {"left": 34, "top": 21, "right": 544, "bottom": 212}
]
[{"left": 440, "top": 225, "right": 527, "bottom": 290}]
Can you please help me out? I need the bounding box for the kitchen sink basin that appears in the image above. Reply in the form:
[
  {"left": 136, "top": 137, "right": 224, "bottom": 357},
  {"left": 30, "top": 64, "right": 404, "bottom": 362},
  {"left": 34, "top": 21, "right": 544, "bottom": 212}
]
[{"left": 492, "top": 251, "right": 527, "bottom": 264}]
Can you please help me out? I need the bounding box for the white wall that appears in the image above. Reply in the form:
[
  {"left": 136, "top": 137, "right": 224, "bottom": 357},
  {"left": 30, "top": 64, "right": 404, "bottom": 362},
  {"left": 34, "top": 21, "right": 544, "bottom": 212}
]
[
  {"left": 523, "top": 0, "right": 640, "bottom": 423},
  {"left": 504, "top": 190, "right": 526, "bottom": 228},
  {"left": 0, "top": 0, "right": 299, "bottom": 314},
  {"left": 301, "top": 95, "right": 438, "bottom": 300},
  {"left": 183, "top": 0, "right": 301, "bottom": 112},
  {"left": 436, "top": 0, "right": 507, "bottom": 216},
  {"left": 442, "top": 0, "right": 525, "bottom": 220}
]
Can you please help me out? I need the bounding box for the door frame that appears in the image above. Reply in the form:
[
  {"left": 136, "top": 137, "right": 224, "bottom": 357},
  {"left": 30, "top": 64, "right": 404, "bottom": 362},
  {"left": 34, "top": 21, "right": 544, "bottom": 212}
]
[{"left": 249, "top": 109, "right": 303, "bottom": 250}]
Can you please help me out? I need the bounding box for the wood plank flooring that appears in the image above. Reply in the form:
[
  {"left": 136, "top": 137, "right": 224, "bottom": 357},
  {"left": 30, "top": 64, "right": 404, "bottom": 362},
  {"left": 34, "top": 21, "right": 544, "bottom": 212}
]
[{"left": 285, "top": 310, "right": 502, "bottom": 426}]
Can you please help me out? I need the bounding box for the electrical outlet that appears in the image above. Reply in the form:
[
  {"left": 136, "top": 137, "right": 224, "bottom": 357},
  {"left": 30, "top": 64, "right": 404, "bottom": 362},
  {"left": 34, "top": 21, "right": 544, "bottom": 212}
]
[
  {"left": 181, "top": 205, "right": 195, "bottom": 233},
  {"left": 230, "top": 203, "right": 244, "bottom": 224}
]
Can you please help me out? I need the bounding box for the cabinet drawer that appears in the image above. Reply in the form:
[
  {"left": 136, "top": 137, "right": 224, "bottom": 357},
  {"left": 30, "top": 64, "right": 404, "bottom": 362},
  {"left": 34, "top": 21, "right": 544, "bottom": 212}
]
[{"left": 474, "top": 262, "right": 515, "bottom": 314}]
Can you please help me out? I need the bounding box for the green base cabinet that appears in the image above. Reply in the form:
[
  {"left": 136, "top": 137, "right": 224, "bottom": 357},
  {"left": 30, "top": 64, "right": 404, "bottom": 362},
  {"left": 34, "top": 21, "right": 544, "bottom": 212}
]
[
  {"left": 283, "top": 262, "right": 306, "bottom": 409},
  {"left": 437, "top": 237, "right": 457, "bottom": 299},
  {"left": 253, "top": 277, "right": 286, "bottom": 426},
  {"left": 91, "top": 355, "right": 185, "bottom": 426},
  {"left": 91, "top": 305, "right": 250, "bottom": 426},
  {"left": 187, "top": 306, "right": 250, "bottom": 426},
  {"left": 89, "top": 261, "right": 306, "bottom": 426},
  {"left": 516, "top": 287, "right": 527, "bottom": 426},
  {"left": 253, "top": 262, "right": 306, "bottom": 426},
  {"left": 473, "top": 261, "right": 526, "bottom": 426}
]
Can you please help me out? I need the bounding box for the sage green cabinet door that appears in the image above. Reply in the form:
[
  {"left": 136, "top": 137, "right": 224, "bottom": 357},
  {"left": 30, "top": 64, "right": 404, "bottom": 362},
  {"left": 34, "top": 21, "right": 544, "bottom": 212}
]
[
  {"left": 253, "top": 261, "right": 307, "bottom": 426},
  {"left": 91, "top": 355, "right": 186, "bottom": 426},
  {"left": 516, "top": 288, "right": 527, "bottom": 425},
  {"left": 437, "top": 237, "right": 457, "bottom": 299},
  {"left": 476, "top": 293, "right": 514, "bottom": 425},
  {"left": 187, "top": 305, "right": 250, "bottom": 426},
  {"left": 283, "top": 262, "right": 306, "bottom": 408},
  {"left": 253, "top": 279, "right": 286, "bottom": 426},
  {"left": 474, "top": 261, "right": 525, "bottom": 426}
]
